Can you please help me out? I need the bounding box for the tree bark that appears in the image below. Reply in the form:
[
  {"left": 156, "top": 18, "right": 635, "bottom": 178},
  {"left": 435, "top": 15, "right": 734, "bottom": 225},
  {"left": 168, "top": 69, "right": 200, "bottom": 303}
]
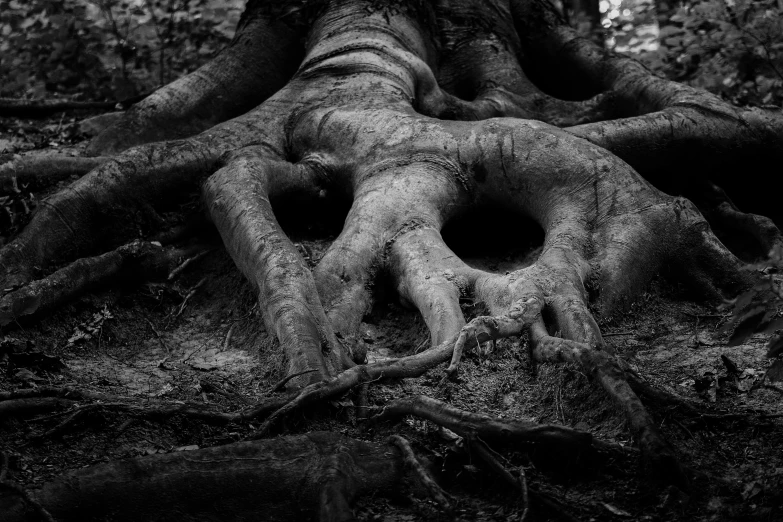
[{"left": 1, "top": 0, "right": 782, "bottom": 519}]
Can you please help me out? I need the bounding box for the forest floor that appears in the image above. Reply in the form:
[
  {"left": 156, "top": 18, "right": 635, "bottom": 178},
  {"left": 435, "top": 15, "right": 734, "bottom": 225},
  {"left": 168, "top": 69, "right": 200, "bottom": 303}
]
[{"left": 0, "top": 112, "right": 782, "bottom": 522}]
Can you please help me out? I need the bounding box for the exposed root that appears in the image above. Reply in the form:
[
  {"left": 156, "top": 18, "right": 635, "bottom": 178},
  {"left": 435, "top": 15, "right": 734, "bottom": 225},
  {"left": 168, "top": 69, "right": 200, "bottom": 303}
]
[
  {"left": 528, "top": 321, "right": 687, "bottom": 488},
  {"left": 0, "top": 155, "right": 109, "bottom": 195},
  {"left": 372, "top": 395, "right": 630, "bottom": 470},
  {"left": 0, "top": 241, "right": 204, "bottom": 327},
  {"left": 0, "top": 94, "right": 146, "bottom": 118},
  {"left": 467, "top": 435, "right": 529, "bottom": 521},
  {"left": 167, "top": 249, "right": 211, "bottom": 281},
  {"left": 695, "top": 182, "right": 783, "bottom": 258},
  {"left": 86, "top": 2, "right": 304, "bottom": 155},
  {"left": 0, "top": 139, "right": 223, "bottom": 291},
  {"left": 1, "top": 433, "right": 404, "bottom": 522},
  {"left": 205, "top": 152, "right": 352, "bottom": 386},
  {"left": 0, "top": 386, "right": 118, "bottom": 402},
  {"left": 174, "top": 277, "right": 206, "bottom": 318},
  {"left": 389, "top": 434, "right": 453, "bottom": 513},
  {"left": 0, "top": 397, "right": 75, "bottom": 418},
  {"left": 18, "top": 397, "right": 293, "bottom": 441},
  {"left": 0, "top": 480, "right": 56, "bottom": 522},
  {"left": 2, "top": 0, "right": 779, "bottom": 518},
  {"left": 249, "top": 336, "right": 462, "bottom": 438},
  {"left": 272, "top": 370, "right": 321, "bottom": 392}
]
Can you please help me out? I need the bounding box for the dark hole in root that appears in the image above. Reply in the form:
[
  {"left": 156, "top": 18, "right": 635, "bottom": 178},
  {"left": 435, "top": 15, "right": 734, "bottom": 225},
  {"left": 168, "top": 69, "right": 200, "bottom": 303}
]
[
  {"left": 271, "top": 191, "right": 352, "bottom": 242},
  {"left": 441, "top": 206, "right": 544, "bottom": 273}
]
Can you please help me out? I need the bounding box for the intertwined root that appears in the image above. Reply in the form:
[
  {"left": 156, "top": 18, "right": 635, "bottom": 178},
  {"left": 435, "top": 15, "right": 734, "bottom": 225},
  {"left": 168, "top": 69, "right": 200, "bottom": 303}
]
[
  {"left": 0, "top": 98, "right": 750, "bottom": 492},
  {"left": 2, "top": 1, "right": 779, "bottom": 513}
]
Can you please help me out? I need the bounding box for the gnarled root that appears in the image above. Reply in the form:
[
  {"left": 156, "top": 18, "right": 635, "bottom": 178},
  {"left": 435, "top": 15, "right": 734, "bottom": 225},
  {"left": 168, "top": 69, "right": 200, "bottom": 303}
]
[
  {"left": 85, "top": 1, "right": 305, "bottom": 155},
  {"left": 0, "top": 433, "right": 403, "bottom": 522},
  {"left": 1, "top": 1, "right": 778, "bottom": 516},
  {"left": 0, "top": 155, "right": 109, "bottom": 195},
  {"left": 373, "top": 395, "right": 631, "bottom": 472},
  {"left": 389, "top": 435, "right": 454, "bottom": 513},
  {"left": 0, "top": 241, "right": 206, "bottom": 327}
]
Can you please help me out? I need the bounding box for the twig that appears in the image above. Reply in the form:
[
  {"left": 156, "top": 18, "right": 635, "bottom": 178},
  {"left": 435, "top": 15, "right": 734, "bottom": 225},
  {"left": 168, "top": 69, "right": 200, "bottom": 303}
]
[
  {"left": 168, "top": 249, "right": 210, "bottom": 281},
  {"left": 272, "top": 369, "right": 319, "bottom": 392},
  {"left": 389, "top": 435, "right": 453, "bottom": 513},
  {"left": 146, "top": 318, "right": 170, "bottom": 353},
  {"left": 221, "top": 324, "right": 235, "bottom": 352},
  {"left": 175, "top": 277, "right": 206, "bottom": 318}
]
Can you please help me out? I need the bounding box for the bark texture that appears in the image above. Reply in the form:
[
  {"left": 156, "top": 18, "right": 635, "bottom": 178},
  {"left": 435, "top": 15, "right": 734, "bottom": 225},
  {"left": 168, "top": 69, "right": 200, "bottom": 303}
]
[{"left": 2, "top": 0, "right": 782, "bottom": 519}]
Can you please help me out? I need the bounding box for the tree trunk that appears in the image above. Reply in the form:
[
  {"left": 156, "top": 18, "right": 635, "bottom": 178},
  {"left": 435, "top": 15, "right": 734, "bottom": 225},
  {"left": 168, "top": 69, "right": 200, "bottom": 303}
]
[{"left": 1, "top": 0, "right": 782, "bottom": 519}]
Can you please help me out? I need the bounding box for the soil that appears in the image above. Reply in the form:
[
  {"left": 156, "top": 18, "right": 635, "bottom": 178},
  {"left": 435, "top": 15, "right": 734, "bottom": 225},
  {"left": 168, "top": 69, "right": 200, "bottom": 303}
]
[{"left": 1, "top": 114, "right": 782, "bottom": 522}]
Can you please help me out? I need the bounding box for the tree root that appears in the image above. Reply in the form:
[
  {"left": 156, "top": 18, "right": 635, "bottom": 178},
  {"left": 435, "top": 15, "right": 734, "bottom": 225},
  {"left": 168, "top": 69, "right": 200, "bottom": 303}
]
[
  {"left": 372, "top": 395, "right": 630, "bottom": 470},
  {"left": 694, "top": 182, "right": 783, "bottom": 258},
  {"left": 29, "top": 396, "right": 292, "bottom": 435},
  {"left": 85, "top": 2, "right": 304, "bottom": 155},
  {"left": 0, "top": 241, "right": 206, "bottom": 327},
  {"left": 389, "top": 434, "right": 453, "bottom": 513},
  {"left": 0, "top": 386, "right": 120, "bottom": 402},
  {"left": 0, "top": 94, "right": 147, "bottom": 118},
  {"left": 0, "top": 155, "right": 109, "bottom": 195},
  {"left": 1, "top": 432, "right": 404, "bottom": 522},
  {"left": 1, "top": 1, "right": 779, "bottom": 518},
  {"left": 0, "top": 397, "right": 75, "bottom": 419},
  {"left": 467, "top": 435, "right": 530, "bottom": 522}
]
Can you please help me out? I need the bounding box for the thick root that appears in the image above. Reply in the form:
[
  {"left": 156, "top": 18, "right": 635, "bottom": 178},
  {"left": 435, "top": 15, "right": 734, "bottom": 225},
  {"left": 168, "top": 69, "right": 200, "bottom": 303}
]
[
  {"left": 0, "top": 94, "right": 145, "bottom": 118},
  {"left": 0, "top": 155, "right": 109, "bottom": 195},
  {"left": 205, "top": 151, "right": 352, "bottom": 386},
  {"left": 1, "top": 433, "right": 403, "bottom": 522},
  {"left": 0, "top": 241, "right": 203, "bottom": 327},
  {"left": 389, "top": 435, "right": 453, "bottom": 513},
  {"left": 86, "top": 2, "right": 304, "bottom": 155},
  {"left": 373, "top": 395, "right": 629, "bottom": 471}
]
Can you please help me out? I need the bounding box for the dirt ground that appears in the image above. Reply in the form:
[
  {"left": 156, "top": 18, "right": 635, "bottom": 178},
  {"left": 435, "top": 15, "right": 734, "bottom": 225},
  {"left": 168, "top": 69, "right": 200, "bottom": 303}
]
[{"left": 1, "top": 113, "right": 782, "bottom": 521}]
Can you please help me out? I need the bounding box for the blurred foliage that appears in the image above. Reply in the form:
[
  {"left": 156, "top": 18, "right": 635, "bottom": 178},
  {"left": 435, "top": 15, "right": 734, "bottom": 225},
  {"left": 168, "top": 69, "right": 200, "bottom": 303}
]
[
  {"left": 638, "top": 0, "right": 783, "bottom": 108},
  {"left": 0, "top": 0, "right": 243, "bottom": 100}
]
